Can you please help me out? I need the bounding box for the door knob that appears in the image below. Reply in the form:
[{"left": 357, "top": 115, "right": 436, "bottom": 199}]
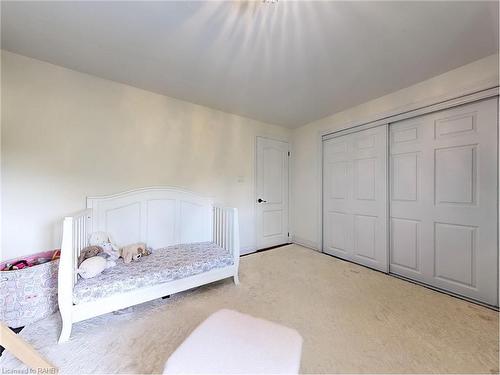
[{"left": 257, "top": 198, "right": 267, "bottom": 203}]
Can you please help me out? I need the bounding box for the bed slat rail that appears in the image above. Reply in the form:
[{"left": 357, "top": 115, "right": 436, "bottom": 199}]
[
  {"left": 213, "top": 206, "right": 240, "bottom": 264},
  {"left": 59, "top": 209, "right": 92, "bottom": 289},
  {"left": 72, "top": 209, "right": 92, "bottom": 284}
]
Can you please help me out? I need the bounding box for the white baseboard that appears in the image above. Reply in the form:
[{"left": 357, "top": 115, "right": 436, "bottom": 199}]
[
  {"left": 292, "top": 236, "right": 321, "bottom": 251},
  {"left": 240, "top": 245, "right": 256, "bottom": 256}
]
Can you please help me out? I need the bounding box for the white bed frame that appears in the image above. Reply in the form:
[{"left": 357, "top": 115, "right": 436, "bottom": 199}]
[{"left": 58, "top": 187, "right": 239, "bottom": 343}]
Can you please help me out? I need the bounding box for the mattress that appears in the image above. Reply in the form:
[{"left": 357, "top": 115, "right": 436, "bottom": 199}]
[{"left": 73, "top": 242, "right": 234, "bottom": 304}]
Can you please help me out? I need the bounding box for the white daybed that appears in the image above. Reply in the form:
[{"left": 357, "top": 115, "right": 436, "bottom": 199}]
[{"left": 57, "top": 187, "right": 239, "bottom": 343}]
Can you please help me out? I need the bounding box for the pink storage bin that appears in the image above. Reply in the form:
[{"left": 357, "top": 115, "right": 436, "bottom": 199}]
[{"left": 0, "top": 251, "right": 59, "bottom": 328}]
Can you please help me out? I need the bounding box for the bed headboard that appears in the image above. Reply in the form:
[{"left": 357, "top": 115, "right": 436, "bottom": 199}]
[{"left": 87, "top": 187, "right": 213, "bottom": 249}]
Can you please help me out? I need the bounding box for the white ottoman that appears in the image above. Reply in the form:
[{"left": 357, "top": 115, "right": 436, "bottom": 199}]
[{"left": 164, "top": 309, "right": 303, "bottom": 374}]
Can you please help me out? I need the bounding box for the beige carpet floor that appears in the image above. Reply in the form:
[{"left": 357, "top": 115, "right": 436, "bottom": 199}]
[{"left": 0, "top": 245, "right": 498, "bottom": 374}]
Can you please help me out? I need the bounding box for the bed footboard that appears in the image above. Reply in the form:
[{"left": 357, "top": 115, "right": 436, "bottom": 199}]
[
  {"left": 213, "top": 206, "right": 240, "bottom": 284},
  {"left": 58, "top": 209, "right": 92, "bottom": 343}
]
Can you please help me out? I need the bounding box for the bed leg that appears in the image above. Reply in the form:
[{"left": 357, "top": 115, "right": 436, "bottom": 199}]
[
  {"left": 233, "top": 274, "right": 240, "bottom": 285},
  {"left": 58, "top": 309, "right": 72, "bottom": 343}
]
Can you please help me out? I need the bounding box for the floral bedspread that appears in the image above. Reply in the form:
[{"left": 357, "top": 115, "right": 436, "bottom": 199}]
[{"left": 73, "top": 242, "right": 234, "bottom": 304}]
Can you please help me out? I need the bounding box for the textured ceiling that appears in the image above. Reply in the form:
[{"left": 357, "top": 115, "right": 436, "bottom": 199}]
[{"left": 2, "top": 1, "right": 499, "bottom": 128}]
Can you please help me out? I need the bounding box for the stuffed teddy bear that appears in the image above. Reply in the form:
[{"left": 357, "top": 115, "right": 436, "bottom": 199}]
[
  {"left": 78, "top": 245, "right": 103, "bottom": 266},
  {"left": 120, "top": 242, "right": 151, "bottom": 264},
  {"left": 88, "top": 231, "right": 120, "bottom": 268}
]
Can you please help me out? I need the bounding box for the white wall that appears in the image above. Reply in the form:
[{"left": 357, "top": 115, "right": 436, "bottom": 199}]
[
  {"left": 3, "top": 50, "right": 499, "bottom": 261},
  {"left": 292, "top": 53, "right": 499, "bottom": 250},
  {"left": 1, "top": 51, "right": 290, "bottom": 261}
]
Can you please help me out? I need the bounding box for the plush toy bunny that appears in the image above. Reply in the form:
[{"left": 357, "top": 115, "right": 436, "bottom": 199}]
[{"left": 88, "top": 231, "right": 120, "bottom": 268}]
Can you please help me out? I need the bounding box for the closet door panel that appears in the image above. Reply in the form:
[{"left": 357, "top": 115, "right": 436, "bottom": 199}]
[
  {"left": 390, "top": 218, "right": 421, "bottom": 274},
  {"left": 390, "top": 118, "right": 428, "bottom": 280},
  {"left": 323, "top": 136, "right": 352, "bottom": 259},
  {"left": 390, "top": 98, "right": 498, "bottom": 306},
  {"left": 323, "top": 125, "right": 388, "bottom": 272}
]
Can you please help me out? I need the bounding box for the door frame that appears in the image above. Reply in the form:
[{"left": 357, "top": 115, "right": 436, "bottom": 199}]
[
  {"left": 317, "top": 87, "right": 499, "bottom": 261},
  {"left": 254, "top": 135, "right": 291, "bottom": 252}
]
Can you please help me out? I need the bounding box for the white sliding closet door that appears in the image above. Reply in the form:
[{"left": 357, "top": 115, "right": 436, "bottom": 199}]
[
  {"left": 323, "top": 125, "right": 388, "bottom": 272},
  {"left": 390, "top": 98, "right": 498, "bottom": 306}
]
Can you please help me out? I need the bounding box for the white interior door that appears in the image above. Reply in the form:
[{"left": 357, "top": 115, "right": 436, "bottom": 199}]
[
  {"left": 323, "top": 125, "right": 388, "bottom": 272},
  {"left": 389, "top": 98, "right": 498, "bottom": 306},
  {"left": 256, "top": 137, "right": 289, "bottom": 250}
]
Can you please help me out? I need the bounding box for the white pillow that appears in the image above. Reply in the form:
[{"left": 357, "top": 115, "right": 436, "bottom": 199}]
[{"left": 78, "top": 256, "right": 107, "bottom": 279}]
